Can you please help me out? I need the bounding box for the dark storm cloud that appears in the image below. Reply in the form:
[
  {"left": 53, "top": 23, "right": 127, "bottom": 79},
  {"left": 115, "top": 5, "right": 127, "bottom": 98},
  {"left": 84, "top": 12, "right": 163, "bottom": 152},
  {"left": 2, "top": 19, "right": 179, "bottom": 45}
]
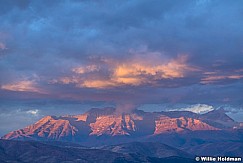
[{"left": 0, "top": 0, "right": 243, "bottom": 109}]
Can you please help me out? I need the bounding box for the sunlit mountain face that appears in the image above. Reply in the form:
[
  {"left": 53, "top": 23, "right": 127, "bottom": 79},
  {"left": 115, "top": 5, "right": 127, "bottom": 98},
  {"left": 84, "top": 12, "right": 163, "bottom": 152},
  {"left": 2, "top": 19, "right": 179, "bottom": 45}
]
[
  {"left": 2, "top": 108, "right": 239, "bottom": 142},
  {"left": 0, "top": 0, "right": 243, "bottom": 162}
]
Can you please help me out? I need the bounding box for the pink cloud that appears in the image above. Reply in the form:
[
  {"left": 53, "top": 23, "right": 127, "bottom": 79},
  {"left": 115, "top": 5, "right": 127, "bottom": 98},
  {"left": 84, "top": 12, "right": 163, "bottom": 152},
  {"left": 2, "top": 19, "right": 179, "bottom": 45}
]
[
  {"left": 1, "top": 80, "right": 45, "bottom": 94},
  {"left": 201, "top": 74, "right": 243, "bottom": 84}
]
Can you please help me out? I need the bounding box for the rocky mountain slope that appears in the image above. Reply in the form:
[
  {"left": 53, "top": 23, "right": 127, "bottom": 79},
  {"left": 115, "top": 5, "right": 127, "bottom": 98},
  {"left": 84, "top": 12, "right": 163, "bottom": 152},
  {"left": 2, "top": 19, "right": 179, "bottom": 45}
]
[{"left": 2, "top": 108, "right": 241, "bottom": 144}]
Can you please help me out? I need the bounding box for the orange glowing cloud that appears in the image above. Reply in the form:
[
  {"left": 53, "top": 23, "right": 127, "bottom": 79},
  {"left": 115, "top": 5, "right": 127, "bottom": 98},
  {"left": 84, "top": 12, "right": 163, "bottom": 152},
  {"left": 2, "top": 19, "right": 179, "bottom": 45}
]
[
  {"left": 201, "top": 73, "right": 243, "bottom": 84},
  {"left": 113, "top": 55, "right": 192, "bottom": 85},
  {"left": 80, "top": 80, "right": 118, "bottom": 88},
  {"left": 122, "top": 55, "right": 195, "bottom": 85},
  {"left": 54, "top": 54, "right": 196, "bottom": 89},
  {"left": 1, "top": 80, "right": 44, "bottom": 93}
]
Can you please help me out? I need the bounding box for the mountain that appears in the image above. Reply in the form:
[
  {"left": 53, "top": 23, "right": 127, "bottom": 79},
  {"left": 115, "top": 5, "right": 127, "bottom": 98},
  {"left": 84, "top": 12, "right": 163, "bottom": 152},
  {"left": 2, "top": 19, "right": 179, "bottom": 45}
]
[
  {"left": 101, "top": 142, "right": 193, "bottom": 158},
  {"left": 200, "top": 108, "right": 237, "bottom": 128},
  {"left": 2, "top": 115, "right": 89, "bottom": 142},
  {"left": 1, "top": 108, "right": 242, "bottom": 162},
  {"left": 0, "top": 139, "right": 131, "bottom": 163},
  {"left": 185, "top": 141, "right": 243, "bottom": 157},
  {"left": 146, "top": 129, "right": 243, "bottom": 149},
  {"left": 154, "top": 115, "right": 217, "bottom": 134},
  {"left": 2, "top": 108, "right": 240, "bottom": 145},
  {"left": 0, "top": 139, "right": 197, "bottom": 163}
]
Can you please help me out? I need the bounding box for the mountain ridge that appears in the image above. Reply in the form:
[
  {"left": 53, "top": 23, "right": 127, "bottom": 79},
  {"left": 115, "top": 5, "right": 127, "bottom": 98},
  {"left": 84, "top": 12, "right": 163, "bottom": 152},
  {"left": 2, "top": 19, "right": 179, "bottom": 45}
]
[{"left": 2, "top": 108, "right": 240, "bottom": 144}]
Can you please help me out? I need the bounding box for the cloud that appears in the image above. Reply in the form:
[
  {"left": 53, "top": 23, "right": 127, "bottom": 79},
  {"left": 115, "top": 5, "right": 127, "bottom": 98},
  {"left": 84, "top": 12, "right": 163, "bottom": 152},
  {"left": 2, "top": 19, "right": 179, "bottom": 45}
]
[
  {"left": 170, "top": 104, "right": 214, "bottom": 114},
  {"left": 201, "top": 70, "right": 243, "bottom": 84},
  {"left": 201, "top": 75, "right": 243, "bottom": 84},
  {"left": 26, "top": 109, "right": 39, "bottom": 116},
  {"left": 54, "top": 53, "right": 197, "bottom": 89},
  {"left": 0, "top": 0, "right": 243, "bottom": 107},
  {"left": 73, "top": 65, "right": 101, "bottom": 74},
  {"left": 113, "top": 54, "right": 197, "bottom": 83},
  {"left": 1, "top": 80, "right": 45, "bottom": 93}
]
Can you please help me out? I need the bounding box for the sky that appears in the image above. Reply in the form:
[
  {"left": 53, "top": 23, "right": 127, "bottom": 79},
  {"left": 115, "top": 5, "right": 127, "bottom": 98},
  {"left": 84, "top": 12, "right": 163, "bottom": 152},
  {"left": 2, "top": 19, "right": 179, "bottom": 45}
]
[{"left": 0, "top": 0, "right": 243, "bottom": 136}]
